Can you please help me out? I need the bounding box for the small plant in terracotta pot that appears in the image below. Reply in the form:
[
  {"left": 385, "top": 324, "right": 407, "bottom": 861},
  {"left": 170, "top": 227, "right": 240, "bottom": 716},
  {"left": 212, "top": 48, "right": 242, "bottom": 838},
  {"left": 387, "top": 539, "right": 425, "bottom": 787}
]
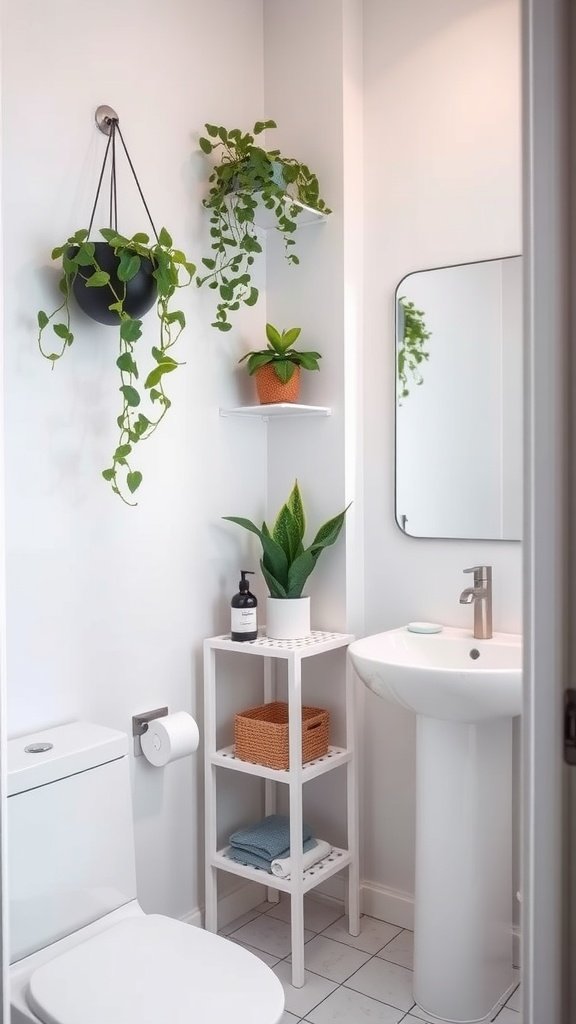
[{"left": 239, "top": 323, "right": 321, "bottom": 405}]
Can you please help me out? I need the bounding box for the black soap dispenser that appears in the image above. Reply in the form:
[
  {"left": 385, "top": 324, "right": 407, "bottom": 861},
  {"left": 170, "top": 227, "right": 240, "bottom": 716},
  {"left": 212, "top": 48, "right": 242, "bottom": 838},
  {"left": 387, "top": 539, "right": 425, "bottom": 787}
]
[{"left": 231, "top": 570, "right": 258, "bottom": 642}]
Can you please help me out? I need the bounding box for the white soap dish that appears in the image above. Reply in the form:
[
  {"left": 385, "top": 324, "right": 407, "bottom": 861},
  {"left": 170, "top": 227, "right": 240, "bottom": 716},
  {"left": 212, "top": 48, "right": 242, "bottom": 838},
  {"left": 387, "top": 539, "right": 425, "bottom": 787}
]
[{"left": 406, "top": 622, "right": 443, "bottom": 634}]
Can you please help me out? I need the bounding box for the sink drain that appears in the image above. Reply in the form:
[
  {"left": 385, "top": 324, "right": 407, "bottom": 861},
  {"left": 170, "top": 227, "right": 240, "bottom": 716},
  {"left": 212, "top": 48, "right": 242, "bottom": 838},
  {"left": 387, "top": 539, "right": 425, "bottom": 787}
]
[{"left": 469, "top": 649, "right": 480, "bottom": 660}]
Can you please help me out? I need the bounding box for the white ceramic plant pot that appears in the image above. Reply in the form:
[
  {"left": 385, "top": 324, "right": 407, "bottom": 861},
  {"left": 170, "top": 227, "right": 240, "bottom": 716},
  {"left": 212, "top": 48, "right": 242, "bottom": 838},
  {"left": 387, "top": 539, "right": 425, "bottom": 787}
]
[{"left": 266, "top": 597, "right": 311, "bottom": 640}]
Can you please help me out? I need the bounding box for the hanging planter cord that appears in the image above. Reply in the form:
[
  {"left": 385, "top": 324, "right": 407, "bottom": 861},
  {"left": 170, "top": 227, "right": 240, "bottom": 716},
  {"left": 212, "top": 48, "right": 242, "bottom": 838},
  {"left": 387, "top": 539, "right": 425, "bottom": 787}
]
[{"left": 87, "top": 116, "right": 159, "bottom": 242}]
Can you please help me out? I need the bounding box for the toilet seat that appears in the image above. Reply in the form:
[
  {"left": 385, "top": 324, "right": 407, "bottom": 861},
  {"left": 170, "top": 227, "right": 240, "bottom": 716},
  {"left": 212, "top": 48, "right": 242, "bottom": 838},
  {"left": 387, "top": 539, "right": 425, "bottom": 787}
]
[{"left": 26, "top": 914, "right": 284, "bottom": 1024}]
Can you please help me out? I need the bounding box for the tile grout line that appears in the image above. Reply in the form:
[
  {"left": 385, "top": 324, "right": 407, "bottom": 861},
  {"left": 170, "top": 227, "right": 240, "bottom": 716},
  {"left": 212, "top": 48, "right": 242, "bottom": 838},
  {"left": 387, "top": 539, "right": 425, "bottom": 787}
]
[
  {"left": 223, "top": 903, "right": 521, "bottom": 1024},
  {"left": 286, "top": 946, "right": 417, "bottom": 1020},
  {"left": 223, "top": 905, "right": 419, "bottom": 1019}
]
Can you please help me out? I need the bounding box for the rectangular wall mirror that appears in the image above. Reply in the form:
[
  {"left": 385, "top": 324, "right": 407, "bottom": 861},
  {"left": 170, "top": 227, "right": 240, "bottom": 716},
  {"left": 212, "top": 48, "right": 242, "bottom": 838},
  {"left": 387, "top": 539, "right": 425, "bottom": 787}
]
[{"left": 395, "top": 256, "right": 522, "bottom": 541}]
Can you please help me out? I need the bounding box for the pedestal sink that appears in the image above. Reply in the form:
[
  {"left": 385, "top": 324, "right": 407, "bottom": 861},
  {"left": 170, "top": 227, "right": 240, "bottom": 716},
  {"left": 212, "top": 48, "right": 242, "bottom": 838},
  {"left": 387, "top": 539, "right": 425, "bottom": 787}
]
[{"left": 349, "top": 626, "right": 522, "bottom": 1024}]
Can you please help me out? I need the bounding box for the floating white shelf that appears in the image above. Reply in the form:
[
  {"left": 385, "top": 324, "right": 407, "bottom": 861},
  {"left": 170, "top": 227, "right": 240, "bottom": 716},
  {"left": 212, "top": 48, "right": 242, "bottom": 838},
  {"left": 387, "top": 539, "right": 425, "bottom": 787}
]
[
  {"left": 211, "top": 744, "right": 351, "bottom": 783},
  {"left": 212, "top": 846, "right": 351, "bottom": 894},
  {"left": 224, "top": 191, "right": 326, "bottom": 230},
  {"left": 220, "top": 403, "right": 332, "bottom": 420}
]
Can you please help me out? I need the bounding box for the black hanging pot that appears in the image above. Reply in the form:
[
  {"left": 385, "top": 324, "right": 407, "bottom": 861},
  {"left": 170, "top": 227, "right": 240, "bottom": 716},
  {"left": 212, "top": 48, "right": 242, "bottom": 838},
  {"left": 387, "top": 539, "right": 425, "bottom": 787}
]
[{"left": 71, "top": 241, "right": 157, "bottom": 326}]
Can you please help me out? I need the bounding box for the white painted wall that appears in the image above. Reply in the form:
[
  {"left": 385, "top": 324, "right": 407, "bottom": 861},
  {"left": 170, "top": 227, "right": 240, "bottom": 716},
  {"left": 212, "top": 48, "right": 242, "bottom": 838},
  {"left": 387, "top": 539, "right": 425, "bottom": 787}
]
[
  {"left": 362, "top": 0, "right": 522, "bottom": 914},
  {"left": 1, "top": 0, "right": 268, "bottom": 922},
  {"left": 262, "top": 0, "right": 364, "bottom": 854}
]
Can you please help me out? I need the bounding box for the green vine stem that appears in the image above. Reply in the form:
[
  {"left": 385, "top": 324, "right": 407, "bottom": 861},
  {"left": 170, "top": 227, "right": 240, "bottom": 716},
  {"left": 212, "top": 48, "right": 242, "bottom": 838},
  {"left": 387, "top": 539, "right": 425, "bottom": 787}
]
[
  {"left": 37, "top": 227, "right": 195, "bottom": 504},
  {"left": 397, "top": 296, "right": 432, "bottom": 402},
  {"left": 197, "top": 121, "right": 331, "bottom": 331}
]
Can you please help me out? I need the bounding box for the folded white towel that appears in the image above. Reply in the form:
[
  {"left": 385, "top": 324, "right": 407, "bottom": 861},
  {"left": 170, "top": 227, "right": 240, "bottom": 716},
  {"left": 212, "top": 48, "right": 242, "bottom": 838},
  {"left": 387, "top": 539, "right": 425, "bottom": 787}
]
[{"left": 271, "top": 839, "right": 332, "bottom": 878}]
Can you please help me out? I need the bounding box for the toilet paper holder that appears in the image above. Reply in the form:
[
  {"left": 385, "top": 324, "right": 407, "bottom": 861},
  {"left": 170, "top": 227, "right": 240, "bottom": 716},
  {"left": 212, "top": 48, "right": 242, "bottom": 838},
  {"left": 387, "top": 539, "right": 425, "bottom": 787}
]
[{"left": 132, "top": 707, "right": 168, "bottom": 757}]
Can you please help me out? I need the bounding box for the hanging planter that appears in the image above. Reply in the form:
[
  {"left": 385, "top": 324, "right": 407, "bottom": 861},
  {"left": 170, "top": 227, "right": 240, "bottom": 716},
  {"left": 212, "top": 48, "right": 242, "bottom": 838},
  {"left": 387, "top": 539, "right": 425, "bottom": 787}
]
[
  {"left": 72, "top": 241, "right": 157, "bottom": 326},
  {"left": 36, "top": 105, "right": 196, "bottom": 505}
]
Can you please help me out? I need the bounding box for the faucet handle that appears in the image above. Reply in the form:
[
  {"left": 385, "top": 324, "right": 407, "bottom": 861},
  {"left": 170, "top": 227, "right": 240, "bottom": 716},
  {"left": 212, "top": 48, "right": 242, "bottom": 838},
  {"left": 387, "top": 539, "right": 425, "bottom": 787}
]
[{"left": 463, "top": 565, "right": 492, "bottom": 583}]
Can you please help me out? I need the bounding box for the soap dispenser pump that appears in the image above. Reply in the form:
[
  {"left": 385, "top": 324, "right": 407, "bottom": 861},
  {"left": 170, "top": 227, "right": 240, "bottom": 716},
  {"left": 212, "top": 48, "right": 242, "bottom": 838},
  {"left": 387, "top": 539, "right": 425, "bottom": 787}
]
[{"left": 231, "top": 570, "right": 258, "bottom": 642}]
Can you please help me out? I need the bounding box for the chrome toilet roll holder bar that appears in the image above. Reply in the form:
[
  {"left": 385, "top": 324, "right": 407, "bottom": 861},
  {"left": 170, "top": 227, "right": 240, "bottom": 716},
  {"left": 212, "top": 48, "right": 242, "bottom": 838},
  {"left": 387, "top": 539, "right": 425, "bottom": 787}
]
[{"left": 132, "top": 707, "right": 168, "bottom": 757}]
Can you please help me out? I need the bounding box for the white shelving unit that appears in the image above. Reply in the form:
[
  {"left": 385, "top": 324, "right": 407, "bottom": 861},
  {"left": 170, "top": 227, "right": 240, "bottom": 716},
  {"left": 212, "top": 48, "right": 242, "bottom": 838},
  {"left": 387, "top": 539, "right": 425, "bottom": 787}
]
[
  {"left": 204, "top": 630, "right": 360, "bottom": 988},
  {"left": 220, "top": 403, "right": 332, "bottom": 420}
]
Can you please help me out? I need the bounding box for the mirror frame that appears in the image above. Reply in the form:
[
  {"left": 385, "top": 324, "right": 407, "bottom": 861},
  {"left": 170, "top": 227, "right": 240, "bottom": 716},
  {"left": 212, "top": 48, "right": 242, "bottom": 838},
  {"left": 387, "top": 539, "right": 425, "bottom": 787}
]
[{"left": 394, "top": 254, "right": 523, "bottom": 543}]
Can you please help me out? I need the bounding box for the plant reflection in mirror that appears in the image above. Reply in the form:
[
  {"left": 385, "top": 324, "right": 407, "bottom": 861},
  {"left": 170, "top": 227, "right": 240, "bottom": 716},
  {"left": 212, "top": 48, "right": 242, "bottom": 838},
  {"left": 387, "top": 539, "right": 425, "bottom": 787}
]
[{"left": 397, "top": 296, "right": 431, "bottom": 402}]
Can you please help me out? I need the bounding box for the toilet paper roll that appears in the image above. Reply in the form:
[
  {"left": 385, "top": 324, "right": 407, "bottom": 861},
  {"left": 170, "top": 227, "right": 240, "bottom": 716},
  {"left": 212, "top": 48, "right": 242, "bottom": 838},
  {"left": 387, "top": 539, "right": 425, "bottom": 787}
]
[{"left": 140, "top": 711, "right": 200, "bottom": 767}]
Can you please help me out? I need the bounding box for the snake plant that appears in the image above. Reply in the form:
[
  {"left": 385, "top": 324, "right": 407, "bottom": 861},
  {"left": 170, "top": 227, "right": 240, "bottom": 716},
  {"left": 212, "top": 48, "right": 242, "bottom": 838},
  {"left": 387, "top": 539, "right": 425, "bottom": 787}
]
[{"left": 224, "top": 481, "right": 349, "bottom": 598}]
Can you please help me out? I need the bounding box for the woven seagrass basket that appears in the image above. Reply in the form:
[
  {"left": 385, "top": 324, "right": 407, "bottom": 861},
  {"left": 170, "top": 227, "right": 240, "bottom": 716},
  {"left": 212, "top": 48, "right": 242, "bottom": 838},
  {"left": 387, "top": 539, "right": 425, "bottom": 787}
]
[{"left": 234, "top": 701, "right": 329, "bottom": 770}]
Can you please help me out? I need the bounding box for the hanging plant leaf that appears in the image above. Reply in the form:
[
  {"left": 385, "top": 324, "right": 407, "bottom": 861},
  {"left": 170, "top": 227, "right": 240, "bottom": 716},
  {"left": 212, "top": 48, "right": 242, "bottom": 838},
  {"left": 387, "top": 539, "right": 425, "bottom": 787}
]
[
  {"left": 116, "top": 352, "right": 138, "bottom": 376},
  {"left": 144, "top": 363, "right": 177, "bottom": 389},
  {"left": 120, "top": 318, "right": 142, "bottom": 343},
  {"left": 120, "top": 384, "right": 140, "bottom": 407},
  {"left": 117, "top": 252, "right": 141, "bottom": 282},
  {"left": 127, "top": 471, "right": 143, "bottom": 494},
  {"left": 85, "top": 270, "right": 110, "bottom": 288}
]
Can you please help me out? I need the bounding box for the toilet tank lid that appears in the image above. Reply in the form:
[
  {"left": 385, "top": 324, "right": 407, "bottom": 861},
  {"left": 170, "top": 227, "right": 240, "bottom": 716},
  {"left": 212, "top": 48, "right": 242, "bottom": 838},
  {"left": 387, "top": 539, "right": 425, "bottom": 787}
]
[{"left": 8, "top": 722, "right": 128, "bottom": 796}]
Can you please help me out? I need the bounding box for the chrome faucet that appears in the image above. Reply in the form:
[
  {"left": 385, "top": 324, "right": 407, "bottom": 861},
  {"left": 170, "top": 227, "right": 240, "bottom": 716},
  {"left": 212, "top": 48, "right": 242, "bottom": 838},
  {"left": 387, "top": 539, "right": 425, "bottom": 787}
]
[{"left": 459, "top": 565, "right": 493, "bottom": 640}]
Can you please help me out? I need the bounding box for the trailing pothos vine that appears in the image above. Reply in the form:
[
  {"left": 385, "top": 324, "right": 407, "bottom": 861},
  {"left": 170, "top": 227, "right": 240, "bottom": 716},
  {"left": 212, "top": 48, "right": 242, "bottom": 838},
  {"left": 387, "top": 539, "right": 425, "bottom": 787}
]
[
  {"left": 397, "top": 296, "right": 432, "bottom": 401},
  {"left": 37, "top": 227, "right": 195, "bottom": 504},
  {"left": 197, "top": 120, "right": 331, "bottom": 331}
]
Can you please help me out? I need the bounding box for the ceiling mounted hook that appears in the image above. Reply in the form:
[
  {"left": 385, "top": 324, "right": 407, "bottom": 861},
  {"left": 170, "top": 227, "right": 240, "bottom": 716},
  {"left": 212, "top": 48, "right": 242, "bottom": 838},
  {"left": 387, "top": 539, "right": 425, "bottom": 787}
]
[{"left": 95, "top": 104, "right": 119, "bottom": 136}]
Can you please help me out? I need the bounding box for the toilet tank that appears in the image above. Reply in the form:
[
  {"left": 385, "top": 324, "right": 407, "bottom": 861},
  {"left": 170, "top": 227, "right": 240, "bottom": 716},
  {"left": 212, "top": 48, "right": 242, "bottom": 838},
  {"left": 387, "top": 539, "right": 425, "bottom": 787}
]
[{"left": 8, "top": 721, "right": 138, "bottom": 963}]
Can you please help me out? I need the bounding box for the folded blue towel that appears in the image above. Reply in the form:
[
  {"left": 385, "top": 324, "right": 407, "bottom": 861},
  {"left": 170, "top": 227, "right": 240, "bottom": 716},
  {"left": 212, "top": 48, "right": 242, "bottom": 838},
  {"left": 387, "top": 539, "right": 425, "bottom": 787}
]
[
  {"left": 229, "top": 814, "right": 313, "bottom": 862},
  {"left": 227, "top": 836, "right": 317, "bottom": 874}
]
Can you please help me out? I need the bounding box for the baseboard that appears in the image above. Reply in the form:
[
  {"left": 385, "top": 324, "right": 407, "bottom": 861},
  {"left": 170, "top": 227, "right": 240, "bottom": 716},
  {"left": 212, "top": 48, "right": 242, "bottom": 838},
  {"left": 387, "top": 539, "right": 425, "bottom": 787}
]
[
  {"left": 182, "top": 877, "right": 521, "bottom": 969},
  {"left": 181, "top": 906, "right": 203, "bottom": 928},
  {"left": 217, "top": 880, "right": 265, "bottom": 928},
  {"left": 360, "top": 880, "right": 521, "bottom": 968},
  {"left": 360, "top": 879, "right": 415, "bottom": 929},
  {"left": 181, "top": 879, "right": 264, "bottom": 931},
  {"left": 312, "top": 874, "right": 414, "bottom": 929}
]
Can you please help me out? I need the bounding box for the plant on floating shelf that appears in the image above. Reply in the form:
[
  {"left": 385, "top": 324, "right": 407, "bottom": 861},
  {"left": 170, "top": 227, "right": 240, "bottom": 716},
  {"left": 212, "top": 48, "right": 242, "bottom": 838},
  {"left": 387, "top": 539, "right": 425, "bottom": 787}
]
[
  {"left": 197, "top": 120, "right": 331, "bottom": 332},
  {"left": 397, "top": 296, "right": 431, "bottom": 402},
  {"left": 239, "top": 323, "right": 321, "bottom": 405},
  {"left": 37, "top": 227, "right": 195, "bottom": 505},
  {"left": 223, "top": 480, "right": 349, "bottom": 599}
]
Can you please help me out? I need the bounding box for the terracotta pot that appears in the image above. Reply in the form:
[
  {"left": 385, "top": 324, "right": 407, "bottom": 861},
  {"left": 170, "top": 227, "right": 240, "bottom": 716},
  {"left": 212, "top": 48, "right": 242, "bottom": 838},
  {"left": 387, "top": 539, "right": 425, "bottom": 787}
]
[{"left": 255, "top": 364, "right": 301, "bottom": 404}]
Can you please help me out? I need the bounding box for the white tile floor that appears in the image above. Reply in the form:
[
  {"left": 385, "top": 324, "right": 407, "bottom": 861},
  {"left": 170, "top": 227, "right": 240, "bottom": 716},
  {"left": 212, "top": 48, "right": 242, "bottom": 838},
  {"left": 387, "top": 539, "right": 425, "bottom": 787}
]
[{"left": 218, "top": 895, "right": 522, "bottom": 1024}]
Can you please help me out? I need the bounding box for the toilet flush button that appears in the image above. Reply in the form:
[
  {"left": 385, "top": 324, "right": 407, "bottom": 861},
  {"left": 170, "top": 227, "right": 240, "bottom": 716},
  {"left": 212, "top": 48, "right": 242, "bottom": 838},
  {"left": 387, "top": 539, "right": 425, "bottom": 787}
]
[{"left": 24, "top": 742, "right": 53, "bottom": 754}]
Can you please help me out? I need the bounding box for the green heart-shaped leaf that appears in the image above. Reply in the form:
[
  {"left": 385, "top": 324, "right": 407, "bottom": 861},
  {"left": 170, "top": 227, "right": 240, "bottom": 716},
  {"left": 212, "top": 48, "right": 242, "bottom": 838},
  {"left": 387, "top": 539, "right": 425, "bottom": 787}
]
[{"left": 127, "top": 471, "right": 143, "bottom": 494}]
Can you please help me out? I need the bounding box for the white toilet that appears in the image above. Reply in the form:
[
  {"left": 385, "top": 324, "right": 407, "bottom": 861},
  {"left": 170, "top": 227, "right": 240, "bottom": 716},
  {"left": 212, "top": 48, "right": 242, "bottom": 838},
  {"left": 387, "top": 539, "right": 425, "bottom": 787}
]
[{"left": 8, "top": 721, "right": 285, "bottom": 1024}]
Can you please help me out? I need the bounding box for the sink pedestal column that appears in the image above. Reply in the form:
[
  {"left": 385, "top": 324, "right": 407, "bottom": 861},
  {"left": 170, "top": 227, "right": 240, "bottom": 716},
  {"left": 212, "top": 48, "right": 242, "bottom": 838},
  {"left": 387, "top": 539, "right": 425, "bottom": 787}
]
[{"left": 413, "top": 716, "right": 515, "bottom": 1023}]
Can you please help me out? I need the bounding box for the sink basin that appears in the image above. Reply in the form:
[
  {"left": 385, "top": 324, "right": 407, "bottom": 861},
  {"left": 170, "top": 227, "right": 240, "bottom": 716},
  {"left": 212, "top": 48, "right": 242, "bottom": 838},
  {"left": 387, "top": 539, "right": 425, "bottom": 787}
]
[
  {"left": 348, "top": 625, "right": 523, "bottom": 1023},
  {"left": 349, "top": 626, "right": 521, "bottom": 722}
]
